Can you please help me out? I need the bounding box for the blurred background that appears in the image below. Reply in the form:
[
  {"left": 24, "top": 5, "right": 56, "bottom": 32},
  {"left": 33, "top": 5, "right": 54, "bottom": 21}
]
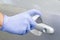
[{"left": 0, "top": 0, "right": 60, "bottom": 40}]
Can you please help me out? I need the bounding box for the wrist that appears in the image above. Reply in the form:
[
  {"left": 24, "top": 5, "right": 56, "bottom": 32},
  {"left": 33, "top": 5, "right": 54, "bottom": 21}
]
[{"left": 0, "top": 13, "right": 4, "bottom": 27}]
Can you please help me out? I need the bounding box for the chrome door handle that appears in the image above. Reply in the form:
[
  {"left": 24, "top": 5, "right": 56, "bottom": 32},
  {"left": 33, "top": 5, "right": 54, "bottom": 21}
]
[{"left": 30, "top": 15, "right": 54, "bottom": 36}]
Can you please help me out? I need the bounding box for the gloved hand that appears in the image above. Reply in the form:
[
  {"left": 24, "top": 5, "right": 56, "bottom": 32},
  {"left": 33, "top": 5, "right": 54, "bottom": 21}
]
[{"left": 1, "top": 9, "right": 41, "bottom": 35}]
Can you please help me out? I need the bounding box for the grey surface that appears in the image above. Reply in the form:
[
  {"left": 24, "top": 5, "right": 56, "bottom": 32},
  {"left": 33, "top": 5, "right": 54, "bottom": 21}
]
[{"left": 0, "top": 0, "right": 60, "bottom": 40}]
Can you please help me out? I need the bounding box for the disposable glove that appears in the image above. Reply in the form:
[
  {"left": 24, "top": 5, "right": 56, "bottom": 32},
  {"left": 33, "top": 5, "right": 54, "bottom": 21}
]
[{"left": 1, "top": 9, "right": 41, "bottom": 35}]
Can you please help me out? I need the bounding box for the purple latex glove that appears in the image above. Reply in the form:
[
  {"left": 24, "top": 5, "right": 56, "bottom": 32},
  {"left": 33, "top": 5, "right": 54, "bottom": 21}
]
[{"left": 1, "top": 9, "right": 41, "bottom": 35}]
